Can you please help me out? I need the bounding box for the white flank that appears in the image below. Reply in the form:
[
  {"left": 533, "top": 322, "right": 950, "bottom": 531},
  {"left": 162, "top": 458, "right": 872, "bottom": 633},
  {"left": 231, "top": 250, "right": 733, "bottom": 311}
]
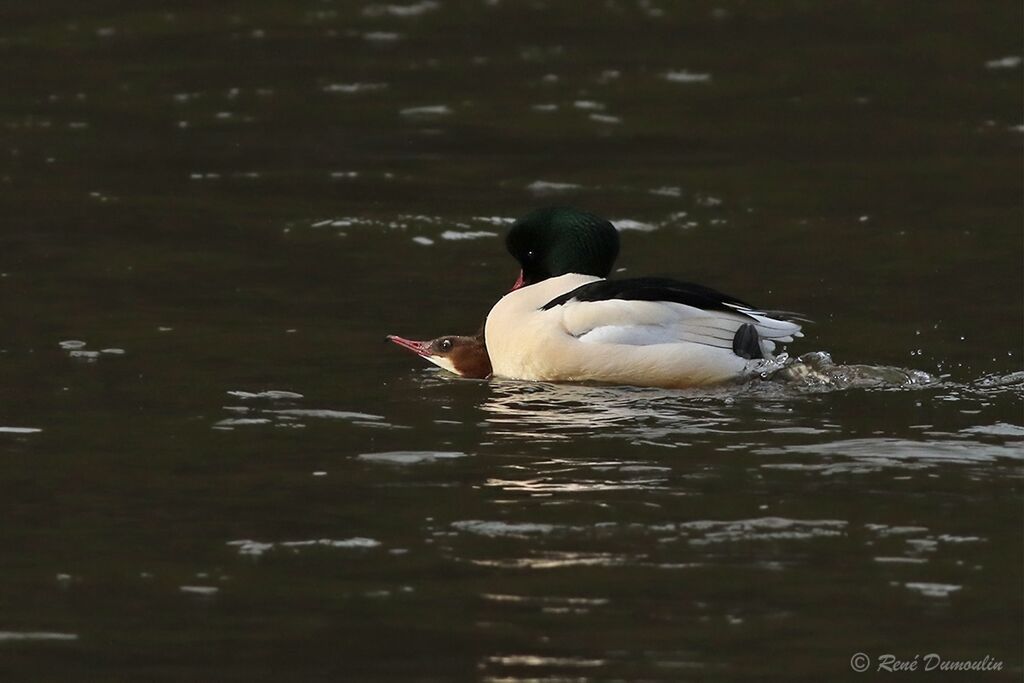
[{"left": 485, "top": 274, "right": 802, "bottom": 388}]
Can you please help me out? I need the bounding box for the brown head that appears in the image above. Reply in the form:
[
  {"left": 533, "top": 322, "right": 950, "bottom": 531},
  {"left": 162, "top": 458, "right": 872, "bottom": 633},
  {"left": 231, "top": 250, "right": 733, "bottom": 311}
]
[{"left": 386, "top": 334, "right": 491, "bottom": 379}]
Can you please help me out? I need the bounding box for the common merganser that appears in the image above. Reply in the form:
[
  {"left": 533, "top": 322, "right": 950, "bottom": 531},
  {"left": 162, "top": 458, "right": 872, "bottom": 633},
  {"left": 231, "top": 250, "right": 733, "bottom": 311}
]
[
  {"left": 484, "top": 207, "right": 804, "bottom": 388},
  {"left": 387, "top": 334, "right": 491, "bottom": 378}
]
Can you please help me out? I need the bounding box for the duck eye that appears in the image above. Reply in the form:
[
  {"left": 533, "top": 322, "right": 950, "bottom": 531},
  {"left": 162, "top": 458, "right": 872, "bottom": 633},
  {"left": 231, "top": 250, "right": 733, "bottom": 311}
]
[{"left": 440, "top": 338, "right": 453, "bottom": 352}]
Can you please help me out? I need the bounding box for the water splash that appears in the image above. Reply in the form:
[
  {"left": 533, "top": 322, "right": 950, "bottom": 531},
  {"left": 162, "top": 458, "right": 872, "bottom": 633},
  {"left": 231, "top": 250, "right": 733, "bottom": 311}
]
[{"left": 760, "top": 351, "right": 936, "bottom": 389}]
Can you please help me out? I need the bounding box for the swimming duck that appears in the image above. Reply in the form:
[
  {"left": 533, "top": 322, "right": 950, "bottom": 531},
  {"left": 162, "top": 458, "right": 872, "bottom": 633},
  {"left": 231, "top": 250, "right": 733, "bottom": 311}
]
[
  {"left": 387, "top": 334, "right": 491, "bottom": 378},
  {"left": 484, "top": 207, "right": 803, "bottom": 388}
]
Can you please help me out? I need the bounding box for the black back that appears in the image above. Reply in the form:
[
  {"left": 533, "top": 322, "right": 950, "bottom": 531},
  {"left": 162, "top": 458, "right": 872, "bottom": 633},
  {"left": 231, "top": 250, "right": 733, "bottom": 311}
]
[{"left": 540, "top": 276, "right": 755, "bottom": 316}]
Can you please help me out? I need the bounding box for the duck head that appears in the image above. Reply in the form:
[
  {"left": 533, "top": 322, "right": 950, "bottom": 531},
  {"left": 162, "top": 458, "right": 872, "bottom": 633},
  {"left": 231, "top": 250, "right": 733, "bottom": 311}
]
[
  {"left": 506, "top": 206, "right": 620, "bottom": 290},
  {"left": 386, "top": 334, "right": 491, "bottom": 379}
]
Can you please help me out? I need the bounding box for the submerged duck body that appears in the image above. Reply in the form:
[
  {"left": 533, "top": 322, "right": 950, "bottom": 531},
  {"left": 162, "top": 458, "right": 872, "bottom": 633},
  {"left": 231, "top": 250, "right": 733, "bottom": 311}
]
[{"left": 484, "top": 207, "right": 803, "bottom": 389}]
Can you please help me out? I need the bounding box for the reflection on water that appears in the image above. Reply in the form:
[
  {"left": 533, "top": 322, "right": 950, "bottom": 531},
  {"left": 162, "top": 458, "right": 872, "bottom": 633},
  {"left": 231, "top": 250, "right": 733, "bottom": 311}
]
[
  {"left": 228, "top": 537, "right": 382, "bottom": 557},
  {"left": 480, "top": 358, "right": 1021, "bottom": 461},
  {"left": 479, "top": 354, "right": 940, "bottom": 443},
  {"left": 481, "top": 378, "right": 738, "bottom": 442},
  {"left": 0, "top": 632, "right": 80, "bottom": 642},
  {"left": 757, "top": 437, "right": 1024, "bottom": 470}
]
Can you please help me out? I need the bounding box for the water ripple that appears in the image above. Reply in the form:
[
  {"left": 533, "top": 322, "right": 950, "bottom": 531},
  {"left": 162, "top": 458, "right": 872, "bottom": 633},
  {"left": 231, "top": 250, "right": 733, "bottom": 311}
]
[
  {"left": 228, "top": 537, "right": 381, "bottom": 557},
  {"left": 0, "top": 632, "right": 78, "bottom": 642},
  {"left": 756, "top": 437, "right": 1024, "bottom": 471}
]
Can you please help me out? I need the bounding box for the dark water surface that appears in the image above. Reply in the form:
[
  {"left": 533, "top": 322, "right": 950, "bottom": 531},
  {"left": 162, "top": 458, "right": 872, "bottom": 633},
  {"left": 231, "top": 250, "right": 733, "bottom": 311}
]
[{"left": 2, "top": 1, "right": 1022, "bottom": 680}]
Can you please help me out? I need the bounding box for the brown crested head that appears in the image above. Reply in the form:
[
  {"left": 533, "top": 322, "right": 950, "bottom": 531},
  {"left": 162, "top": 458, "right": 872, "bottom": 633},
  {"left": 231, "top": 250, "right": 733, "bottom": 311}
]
[
  {"left": 436, "top": 335, "right": 491, "bottom": 379},
  {"left": 387, "top": 334, "right": 491, "bottom": 379}
]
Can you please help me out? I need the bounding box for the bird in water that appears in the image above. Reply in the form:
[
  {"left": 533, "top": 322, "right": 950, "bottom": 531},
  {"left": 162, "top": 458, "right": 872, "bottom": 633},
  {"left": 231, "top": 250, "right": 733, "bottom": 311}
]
[
  {"left": 483, "top": 206, "right": 803, "bottom": 388},
  {"left": 386, "top": 334, "right": 491, "bottom": 379}
]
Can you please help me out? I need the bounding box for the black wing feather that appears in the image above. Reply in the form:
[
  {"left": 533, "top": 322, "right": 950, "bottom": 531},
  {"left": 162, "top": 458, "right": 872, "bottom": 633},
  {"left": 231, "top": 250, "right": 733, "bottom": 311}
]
[{"left": 540, "top": 277, "right": 755, "bottom": 315}]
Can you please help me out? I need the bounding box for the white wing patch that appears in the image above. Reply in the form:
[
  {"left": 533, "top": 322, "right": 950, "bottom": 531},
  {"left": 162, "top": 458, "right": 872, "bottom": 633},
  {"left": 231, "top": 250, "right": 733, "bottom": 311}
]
[
  {"left": 578, "top": 323, "right": 735, "bottom": 348},
  {"left": 559, "top": 298, "right": 803, "bottom": 354}
]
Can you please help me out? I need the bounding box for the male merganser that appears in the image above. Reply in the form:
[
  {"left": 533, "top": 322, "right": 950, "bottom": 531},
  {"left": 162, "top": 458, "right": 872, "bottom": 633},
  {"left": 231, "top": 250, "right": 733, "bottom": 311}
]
[
  {"left": 484, "top": 206, "right": 804, "bottom": 388},
  {"left": 387, "top": 334, "right": 491, "bottom": 378}
]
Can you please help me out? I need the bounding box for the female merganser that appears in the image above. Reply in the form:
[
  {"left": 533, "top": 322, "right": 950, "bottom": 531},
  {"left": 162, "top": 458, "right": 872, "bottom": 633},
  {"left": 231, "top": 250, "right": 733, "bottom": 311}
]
[
  {"left": 484, "top": 206, "right": 804, "bottom": 388},
  {"left": 387, "top": 334, "right": 491, "bottom": 378}
]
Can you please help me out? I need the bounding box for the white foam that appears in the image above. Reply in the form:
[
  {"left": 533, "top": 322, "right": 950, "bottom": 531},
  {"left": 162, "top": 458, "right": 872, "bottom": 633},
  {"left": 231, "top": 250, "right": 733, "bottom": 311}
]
[
  {"left": 935, "top": 534, "right": 984, "bottom": 543},
  {"left": 757, "top": 437, "right": 1024, "bottom": 468},
  {"left": 527, "top": 180, "right": 580, "bottom": 194},
  {"left": 905, "top": 582, "right": 961, "bottom": 598},
  {"left": 400, "top": 105, "right": 451, "bottom": 117},
  {"left": 412, "top": 236, "right": 434, "bottom": 245},
  {"left": 288, "top": 538, "right": 380, "bottom": 549},
  {"left": 358, "top": 450, "right": 466, "bottom": 464},
  {"left": 440, "top": 230, "right": 497, "bottom": 240},
  {"left": 310, "top": 214, "right": 508, "bottom": 233},
  {"left": 322, "top": 82, "right": 388, "bottom": 94},
  {"left": 960, "top": 422, "right": 1024, "bottom": 437},
  {"left": 663, "top": 70, "right": 711, "bottom": 83},
  {"left": 472, "top": 216, "right": 515, "bottom": 225},
  {"left": 906, "top": 539, "right": 939, "bottom": 553},
  {"left": 649, "top": 186, "right": 682, "bottom": 197},
  {"left": 471, "top": 552, "right": 628, "bottom": 569},
  {"left": 228, "top": 540, "right": 274, "bottom": 557},
  {"left": 873, "top": 556, "right": 928, "bottom": 564},
  {"left": 680, "top": 517, "right": 847, "bottom": 545},
  {"left": 864, "top": 524, "right": 929, "bottom": 537},
  {"left": 486, "top": 655, "right": 606, "bottom": 668},
  {"left": 985, "top": 55, "right": 1021, "bottom": 69},
  {"left": 228, "top": 537, "right": 380, "bottom": 557},
  {"left": 0, "top": 427, "right": 42, "bottom": 434},
  {"left": 311, "top": 216, "right": 374, "bottom": 229},
  {"left": 213, "top": 418, "right": 272, "bottom": 427},
  {"left": 227, "top": 390, "right": 304, "bottom": 400},
  {"left": 363, "top": 1, "right": 440, "bottom": 17},
  {"left": 451, "top": 520, "right": 566, "bottom": 537},
  {"left": 695, "top": 194, "right": 723, "bottom": 207},
  {"left": 270, "top": 409, "right": 384, "bottom": 421}
]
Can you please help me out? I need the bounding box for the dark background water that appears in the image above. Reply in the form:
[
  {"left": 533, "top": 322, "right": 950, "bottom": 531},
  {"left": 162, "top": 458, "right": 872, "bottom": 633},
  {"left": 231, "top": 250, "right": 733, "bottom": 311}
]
[{"left": 1, "top": 1, "right": 1022, "bottom": 680}]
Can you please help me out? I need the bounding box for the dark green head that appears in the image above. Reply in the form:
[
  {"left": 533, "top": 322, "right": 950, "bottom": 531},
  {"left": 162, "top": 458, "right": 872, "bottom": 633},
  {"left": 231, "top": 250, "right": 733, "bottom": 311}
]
[{"left": 506, "top": 207, "right": 620, "bottom": 289}]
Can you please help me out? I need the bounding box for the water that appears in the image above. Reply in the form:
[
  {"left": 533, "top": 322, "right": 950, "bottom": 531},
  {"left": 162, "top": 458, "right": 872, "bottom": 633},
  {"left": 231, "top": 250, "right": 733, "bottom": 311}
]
[{"left": 2, "top": 1, "right": 1022, "bottom": 680}]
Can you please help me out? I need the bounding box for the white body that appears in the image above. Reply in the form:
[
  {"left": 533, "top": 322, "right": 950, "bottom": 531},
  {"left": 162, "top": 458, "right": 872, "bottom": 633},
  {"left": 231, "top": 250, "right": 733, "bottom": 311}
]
[{"left": 485, "top": 273, "right": 802, "bottom": 389}]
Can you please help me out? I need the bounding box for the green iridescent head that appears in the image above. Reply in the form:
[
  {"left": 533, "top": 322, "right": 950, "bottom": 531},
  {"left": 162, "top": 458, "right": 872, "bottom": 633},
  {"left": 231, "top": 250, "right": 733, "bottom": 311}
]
[{"left": 505, "top": 206, "right": 620, "bottom": 286}]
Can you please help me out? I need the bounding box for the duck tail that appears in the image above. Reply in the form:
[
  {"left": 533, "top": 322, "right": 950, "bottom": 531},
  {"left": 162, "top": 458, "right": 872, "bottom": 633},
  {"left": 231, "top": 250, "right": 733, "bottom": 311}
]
[{"left": 732, "top": 323, "right": 764, "bottom": 360}]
